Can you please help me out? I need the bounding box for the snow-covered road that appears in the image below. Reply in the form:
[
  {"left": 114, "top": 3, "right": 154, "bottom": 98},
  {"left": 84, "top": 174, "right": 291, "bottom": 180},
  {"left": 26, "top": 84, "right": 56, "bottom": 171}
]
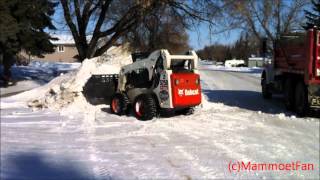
[
  {"left": 201, "top": 70, "right": 297, "bottom": 115},
  {"left": 1, "top": 70, "right": 319, "bottom": 179}
]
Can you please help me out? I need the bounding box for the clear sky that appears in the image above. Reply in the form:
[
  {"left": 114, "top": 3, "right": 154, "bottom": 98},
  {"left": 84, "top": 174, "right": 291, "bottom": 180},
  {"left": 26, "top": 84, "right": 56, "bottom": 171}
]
[{"left": 187, "top": 23, "right": 241, "bottom": 50}]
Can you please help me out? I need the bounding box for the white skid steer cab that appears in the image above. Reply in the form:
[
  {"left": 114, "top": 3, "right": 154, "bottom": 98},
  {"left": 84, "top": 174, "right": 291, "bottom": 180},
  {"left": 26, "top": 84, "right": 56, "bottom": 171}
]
[{"left": 110, "top": 49, "right": 202, "bottom": 120}]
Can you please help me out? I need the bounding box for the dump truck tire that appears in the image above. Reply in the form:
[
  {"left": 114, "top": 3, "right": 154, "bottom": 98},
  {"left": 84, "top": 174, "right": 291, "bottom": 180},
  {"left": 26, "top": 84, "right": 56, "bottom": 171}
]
[
  {"left": 133, "top": 95, "right": 157, "bottom": 120},
  {"left": 261, "top": 75, "right": 272, "bottom": 99},
  {"left": 295, "top": 82, "right": 309, "bottom": 117},
  {"left": 284, "top": 79, "right": 295, "bottom": 110},
  {"left": 110, "top": 93, "right": 128, "bottom": 115}
]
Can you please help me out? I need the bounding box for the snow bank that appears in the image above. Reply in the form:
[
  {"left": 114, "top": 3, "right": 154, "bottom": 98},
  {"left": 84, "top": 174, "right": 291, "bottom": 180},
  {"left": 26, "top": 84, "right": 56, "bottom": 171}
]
[
  {"left": 200, "top": 64, "right": 262, "bottom": 73},
  {"left": 100, "top": 45, "right": 132, "bottom": 67},
  {"left": 199, "top": 64, "right": 262, "bottom": 78},
  {"left": 28, "top": 60, "right": 81, "bottom": 72},
  {"left": 5, "top": 46, "right": 132, "bottom": 114}
]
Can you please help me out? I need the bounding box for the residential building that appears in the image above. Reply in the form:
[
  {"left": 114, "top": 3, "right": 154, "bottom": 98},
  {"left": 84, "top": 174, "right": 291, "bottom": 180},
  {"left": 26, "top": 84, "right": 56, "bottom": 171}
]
[{"left": 20, "top": 35, "right": 78, "bottom": 63}]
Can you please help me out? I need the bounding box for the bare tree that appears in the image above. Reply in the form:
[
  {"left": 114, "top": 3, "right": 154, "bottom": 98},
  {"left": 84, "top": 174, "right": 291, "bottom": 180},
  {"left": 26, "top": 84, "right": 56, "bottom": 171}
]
[
  {"left": 59, "top": 0, "right": 220, "bottom": 61},
  {"left": 217, "top": 0, "right": 310, "bottom": 44},
  {"left": 124, "top": 6, "right": 190, "bottom": 54},
  {"left": 60, "top": 0, "right": 146, "bottom": 60}
]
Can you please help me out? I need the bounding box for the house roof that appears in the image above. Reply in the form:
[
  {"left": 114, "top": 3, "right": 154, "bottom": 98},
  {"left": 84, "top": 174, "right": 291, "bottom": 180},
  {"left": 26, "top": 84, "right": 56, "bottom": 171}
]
[
  {"left": 51, "top": 34, "right": 94, "bottom": 45},
  {"left": 51, "top": 34, "right": 75, "bottom": 45}
]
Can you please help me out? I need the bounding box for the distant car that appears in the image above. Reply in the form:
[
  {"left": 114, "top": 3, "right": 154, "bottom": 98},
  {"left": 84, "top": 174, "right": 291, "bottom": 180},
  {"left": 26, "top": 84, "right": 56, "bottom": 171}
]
[
  {"left": 225, "top": 59, "right": 245, "bottom": 67},
  {"left": 236, "top": 64, "right": 246, "bottom": 67}
]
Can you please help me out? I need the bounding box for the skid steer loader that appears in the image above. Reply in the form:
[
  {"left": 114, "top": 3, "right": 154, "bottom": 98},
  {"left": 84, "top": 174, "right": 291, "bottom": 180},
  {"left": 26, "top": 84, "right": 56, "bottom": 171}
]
[{"left": 110, "top": 49, "right": 202, "bottom": 120}]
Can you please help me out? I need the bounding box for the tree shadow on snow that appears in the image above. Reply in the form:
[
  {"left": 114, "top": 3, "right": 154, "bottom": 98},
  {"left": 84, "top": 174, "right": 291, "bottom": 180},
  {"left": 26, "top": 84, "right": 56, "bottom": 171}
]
[
  {"left": 1, "top": 152, "right": 114, "bottom": 180},
  {"left": 202, "top": 89, "right": 320, "bottom": 118},
  {"left": 100, "top": 90, "right": 319, "bottom": 119}
]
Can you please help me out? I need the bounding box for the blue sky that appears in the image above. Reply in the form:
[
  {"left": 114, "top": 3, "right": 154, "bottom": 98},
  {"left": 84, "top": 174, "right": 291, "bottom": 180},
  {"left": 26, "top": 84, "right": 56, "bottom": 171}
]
[{"left": 187, "top": 23, "right": 241, "bottom": 50}]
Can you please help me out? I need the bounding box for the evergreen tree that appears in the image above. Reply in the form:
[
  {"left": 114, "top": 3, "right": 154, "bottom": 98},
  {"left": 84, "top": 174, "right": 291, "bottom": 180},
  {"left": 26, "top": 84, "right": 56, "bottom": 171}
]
[
  {"left": 0, "top": 0, "right": 57, "bottom": 85},
  {"left": 304, "top": 0, "right": 320, "bottom": 29}
]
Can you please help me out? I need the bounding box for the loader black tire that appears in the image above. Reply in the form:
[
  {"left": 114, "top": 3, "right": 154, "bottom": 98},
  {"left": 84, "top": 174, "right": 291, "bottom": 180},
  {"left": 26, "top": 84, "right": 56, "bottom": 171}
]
[
  {"left": 110, "top": 93, "right": 129, "bottom": 115},
  {"left": 295, "top": 82, "right": 309, "bottom": 117},
  {"left": 261, "top": 75, "right": 272, "bottom": 99},
  {"left": 133, "top": 95, "right": 157, "bottom": 120},
  {"left": 284, "top": 79, "right": 295, "bottom": 110}
]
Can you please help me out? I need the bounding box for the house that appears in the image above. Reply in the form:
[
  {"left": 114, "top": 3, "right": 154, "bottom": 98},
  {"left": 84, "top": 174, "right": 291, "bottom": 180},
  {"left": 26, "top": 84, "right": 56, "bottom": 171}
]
[{"left": 20, "top": 35, "right": 78, "bottom": 63}]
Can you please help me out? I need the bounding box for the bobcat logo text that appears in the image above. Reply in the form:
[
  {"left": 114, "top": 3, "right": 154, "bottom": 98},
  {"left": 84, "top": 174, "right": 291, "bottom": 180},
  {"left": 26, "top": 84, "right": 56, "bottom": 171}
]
[{"left": 178, "top": 89, "right": 199, "bottom": 96}]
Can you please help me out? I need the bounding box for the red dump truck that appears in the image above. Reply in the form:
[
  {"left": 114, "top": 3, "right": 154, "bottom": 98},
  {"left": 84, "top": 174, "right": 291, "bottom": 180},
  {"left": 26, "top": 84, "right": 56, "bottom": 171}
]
[{"left": 261, "top": 27, "right": 320, "bottom": 116}]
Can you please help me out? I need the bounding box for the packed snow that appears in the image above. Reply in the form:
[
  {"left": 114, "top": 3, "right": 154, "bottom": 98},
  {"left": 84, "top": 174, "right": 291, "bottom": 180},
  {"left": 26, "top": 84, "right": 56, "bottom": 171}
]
[{"left": 1, "top": 51, "right": 319, "bottom": 179}]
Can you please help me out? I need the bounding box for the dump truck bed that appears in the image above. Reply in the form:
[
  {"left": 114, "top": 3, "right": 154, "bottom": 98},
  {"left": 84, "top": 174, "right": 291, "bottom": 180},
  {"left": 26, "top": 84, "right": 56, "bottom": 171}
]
[{"left": 274, "top": 29, "right": 320, "bottom": 84}]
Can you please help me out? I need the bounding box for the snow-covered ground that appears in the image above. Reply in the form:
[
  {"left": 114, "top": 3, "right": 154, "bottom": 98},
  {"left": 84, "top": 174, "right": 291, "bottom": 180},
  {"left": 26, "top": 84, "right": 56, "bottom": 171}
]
[
  {"left": 199, "top": 61, "right": 263, "bottom": 77},
  {"left": 0, "top": 80, "right": 41, "bottom": 97},
  {"left": 1, "top": 59, "right": 319, "bottom": 179},
  {"left": 0, "top": 61, "right": 81, "bottom": 97}
]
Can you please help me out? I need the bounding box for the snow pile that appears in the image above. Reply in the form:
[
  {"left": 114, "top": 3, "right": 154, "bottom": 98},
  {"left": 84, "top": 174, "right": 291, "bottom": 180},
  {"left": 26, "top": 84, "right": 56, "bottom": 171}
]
[
  {"left": 8, "top": 46, "right": 132, "bottom": 113},
  {"left": 100, "top": 45, "right": 132, "bottom": 68}
]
